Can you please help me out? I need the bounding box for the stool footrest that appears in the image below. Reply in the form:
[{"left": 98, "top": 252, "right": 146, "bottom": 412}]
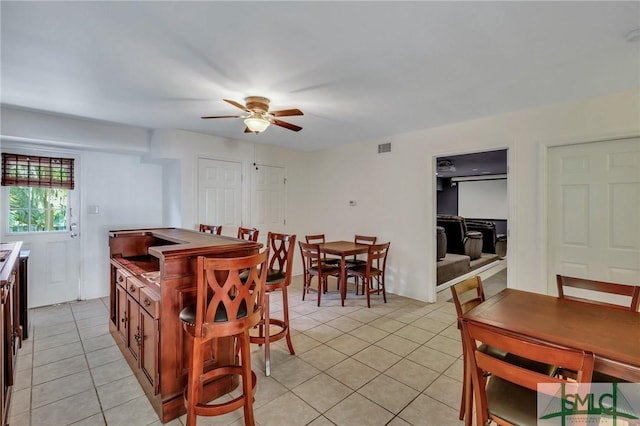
[{"left": 185, "top": 367, "right": 257, "bottom": 418}]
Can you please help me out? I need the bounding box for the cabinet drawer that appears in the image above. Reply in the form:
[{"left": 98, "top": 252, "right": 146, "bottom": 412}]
[
  {"left": 140, "top": 286, "right": 160, "bottom": 318},
  {"left": 126, "top": 277, "right": 145, "bottom": 302},
  {"left": 115, "top": 269, "right": 129, "bottom": 288}
]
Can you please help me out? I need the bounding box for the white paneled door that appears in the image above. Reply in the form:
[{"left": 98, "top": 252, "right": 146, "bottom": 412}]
[
  {"left": 251, "top": 165, "right": 286, "bottom": 236},
  {"left": 548, "top": 138, "right": 640, "bottom": 296},
  {"left": 197, "top": 158, "right": 242, "bottom": 234}
]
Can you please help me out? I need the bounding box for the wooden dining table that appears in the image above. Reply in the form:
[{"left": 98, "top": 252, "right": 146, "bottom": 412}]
[
  {"left": 461, "top": 288, "right": 640, "bottom": 425},
  {"left": 319, "top": 241, "right": 369, "bottom": 306}
]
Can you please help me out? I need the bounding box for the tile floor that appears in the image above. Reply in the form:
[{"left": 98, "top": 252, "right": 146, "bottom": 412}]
[{"left": 9, "top": 263, "right": 505, "bottom": 426}]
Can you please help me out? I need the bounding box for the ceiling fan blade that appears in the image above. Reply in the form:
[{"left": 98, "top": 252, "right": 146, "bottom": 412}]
[
  {"left": 201, "top": 115, "right": 244, "bottom": 119},
  {"left": 269, "top": 108, "right": 304, "bottom": 117},
  {"left": 271, "top": 118, "right": 302, "bottom": 132},
  {"left": 224, "top": 99, "right": 250, "bottom": 112}
]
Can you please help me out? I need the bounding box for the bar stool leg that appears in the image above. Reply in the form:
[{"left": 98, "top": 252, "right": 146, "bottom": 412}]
[
  {"left": 239, "top": 330, "right": 255, "bottom": 426},
  {"left": 263, "top": 291, "right": 271, "bottom": 376},
  {"left": 282, "top": 285, "right": 295, "bottom": 355}
]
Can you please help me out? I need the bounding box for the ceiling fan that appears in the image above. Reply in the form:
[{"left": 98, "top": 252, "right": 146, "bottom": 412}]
[{"left": 201, "top": 96, "right": 303, "bottom": 133}]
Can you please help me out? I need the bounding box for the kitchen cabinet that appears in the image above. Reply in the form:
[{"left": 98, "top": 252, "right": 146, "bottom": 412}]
[{"left": 108, "top": 228, "right": 260, "bottom": 423}]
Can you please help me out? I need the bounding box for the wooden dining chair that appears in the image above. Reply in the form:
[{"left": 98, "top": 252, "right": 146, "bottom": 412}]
[
  {"left": 556, "top": 274, "right": 640, "bottom": 312},
  {"left": 304, "top": 234, "right": 340, "bottom": 266},
  {"left": 237, "top": 227, "right": 259, "bottom": 242},
  {"left": 346, "top": 242, "right": 390, "bottom": 308},
  {"left": 298, "top": 242, "right": 341, "bottom": 306},
  {"left": 346, "top": 235, "right": 377, "bottom": 295},
  {"left": 198, "top": 224, "right": 222, "bottom": 235},
  {"left": 556, "top": 274, "right": 640, "bottom": 383},
  {"left": 462, "top": 320, "right": 594, "bottom": 426},
  {"left": 450, "top": 276, "right": 556, "bottom": 422}
]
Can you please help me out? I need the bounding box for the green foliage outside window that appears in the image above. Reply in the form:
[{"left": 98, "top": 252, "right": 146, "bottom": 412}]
[{"left": 9, "top": 186, "right": 68, "bottom": 232}]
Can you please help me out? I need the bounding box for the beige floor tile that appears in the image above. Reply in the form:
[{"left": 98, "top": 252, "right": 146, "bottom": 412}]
[
  {"left": 368, "top": 317, "right": 405, "bottom": 333},
  {"left": 349, "top": 324, "right": 389, "bottom": 344},
  {"left": 32, "top": 353, "right": 88, "bottom": 385},
  {"left": 290, "top": 315, "right": 323, "bottom": 332},
  {"left": 443, "top": 357, "right": 464, "bottom": 383},
  {"left": 352, "top": 345, "right": 402, "bottom": 372},
  {"left": 405, "top": 345, "right": 457, "bottom": 373},
  {"left": 325, "top": 333, "right": 370, "bottom": 356},
  {"left": 269, "top": 357, "right": 320, "bottom": 389},
  {"left": 91, "top": 357, "right": 134, "bottom": 386},
  {"left": 374, "top": 334, "right": 420, "bottom": 357},
  {"left": 394, "top": 324, "right": 436, "bottom": 345},
  {"left": 298, "top": 344, "right": 348, "bottom": 372},
  {"left": 96, "top": 374, "right": 146, "bottom": 410},
  {"left": 326, "top": 358, "right": 379, "bottom": 390},
  {"left": 398, "top": 393, "right": 463, "bottom": 426},
  {"left": 103, "top": 394, "right": 160, "bottom": 426},
  {"left": 17, "top": 264, "right": 507, "bottom": 426},
  {"left": 303, "top": 323, "right": 344, "bottom": 343},
  {"left": 324, "top": 392, "right": 394, "bottom": 426},
  {"left": 33, "top": 321, "right": 77, "bottom": 340},
  {"left": 424, "top": 334, "right": 463, "bottom": 358},
  {"left": 33, "top": 329, "right": 80, "bottom": 352},
  {"left": 293, "top": 372, "right": 353, "bottom": 412},
  {"left": 424, "top": 373, "right": 464, "bottom": 410},
  {"left": 33, "top": 340, "right": 84, "bottom": 367},
  {"left": 8, "top": 387, "right": 30, "bottom": 416},
  {"left": 31, "top": 387, "right": 101, "bottom": 425},
  {"left": 32, "top": 370, "right": 94, "bottom": 408},
  {"left": 255, "top": 391, "right": 320, "bottom": 426},
  {"left": 358, "top": 374, "right": 419, "bottom": 414},
  {"left": 86, "top": 344, "right": 125, "bottom": 369},
  {"left": 69, "top": 413, "right": 107, "bottom": 425},
  {"left": 325, "top": 316, "right": 363, "bottom": 333},
  {"left": 384, "top": 359, "right": 440, "bottom": 392}
]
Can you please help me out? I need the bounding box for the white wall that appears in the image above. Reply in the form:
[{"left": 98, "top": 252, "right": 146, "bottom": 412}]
[
  {"left": 299, "top": 89, "right": 640, "bottom": 302},
  {"left": 81, "top": 151, "right": 163, "bottom": 300},
  {"left": 2, "top": 89, "right": 638, "bottom": 304}
]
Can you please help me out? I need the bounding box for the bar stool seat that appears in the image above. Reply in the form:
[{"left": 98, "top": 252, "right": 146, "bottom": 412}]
[{"left": 180, "top": 251, "right": 268, "bottom": 426}]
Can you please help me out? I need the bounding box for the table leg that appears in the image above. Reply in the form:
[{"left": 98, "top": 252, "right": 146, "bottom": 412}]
[{"left": 340, "top": 256, "right": 346, "bottom": 306}]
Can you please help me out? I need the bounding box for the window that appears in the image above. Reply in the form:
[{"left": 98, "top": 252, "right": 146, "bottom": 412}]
[{"left": 2, "top": 153, "right": 74, "bottom": 233}]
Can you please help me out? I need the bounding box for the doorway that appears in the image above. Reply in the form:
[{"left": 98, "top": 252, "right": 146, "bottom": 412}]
[
  {"left": 434, "top": 149, "right": 508, "bottom": 293},
  {"left": 1, "top": 147, "right": 82, "bottom": 307}
]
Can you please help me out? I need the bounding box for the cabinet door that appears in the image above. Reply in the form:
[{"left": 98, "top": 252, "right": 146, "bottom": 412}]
[
  {"left": 127, "top": 294, "right": 140, "bottom": 362},
  {"left": 140, "top": 308, "right": 158, "bottom": 393},
  {"left": 116, "top": 285, "right": 128, "bottom": 343}
]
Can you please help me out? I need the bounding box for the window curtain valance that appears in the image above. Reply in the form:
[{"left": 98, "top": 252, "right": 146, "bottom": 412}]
[{"left": 1, "top": 153, "right": 75, "bottom": 189}]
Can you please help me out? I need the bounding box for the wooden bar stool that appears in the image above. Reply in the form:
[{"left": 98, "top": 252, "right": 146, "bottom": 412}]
[
  {"left": 179, "top": 250, "right": 268, "bottom": 426},
  {"left": 249, "top": 232, "right": 296, "bottom": 376}
]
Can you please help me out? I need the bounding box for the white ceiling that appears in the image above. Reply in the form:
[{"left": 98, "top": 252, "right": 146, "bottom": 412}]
[{"left": 1, "top": 1, "right": 639, "bottom": 151}]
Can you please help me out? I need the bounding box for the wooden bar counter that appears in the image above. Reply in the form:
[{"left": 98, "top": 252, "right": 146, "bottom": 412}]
[{"left": 108, "top": 228, "right": 261, "bottom": 423}]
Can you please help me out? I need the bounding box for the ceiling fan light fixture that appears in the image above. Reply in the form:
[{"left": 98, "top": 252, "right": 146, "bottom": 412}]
[{"left": 244, "top": 114, "right": 270, "bottom": 133}]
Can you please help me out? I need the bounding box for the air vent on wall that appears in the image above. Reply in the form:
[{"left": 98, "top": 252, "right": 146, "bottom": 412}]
[{"left": 378, "top": 142, "right": 391, "bottom": 153}]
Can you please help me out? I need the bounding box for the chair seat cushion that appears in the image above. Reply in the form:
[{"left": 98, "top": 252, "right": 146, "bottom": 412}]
[
  {"left": 179, "top": 301, "right": 249, "bottom": 326},
  {"left": 266, "top": 269, "right": 286, "bottom": 285},
  {"left": 346, "top": 265, "right": 380, "bottom": 276},
  {"left": 345, "top": 259, "right": 367, "bottom": 268},
  {"left": 308, "top": 266, "right": 340, "bottom": 275},
  {"left": 486, "top": 376, "right": 538, "bottom": 426}
]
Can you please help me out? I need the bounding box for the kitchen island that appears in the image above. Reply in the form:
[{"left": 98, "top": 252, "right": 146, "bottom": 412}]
[{"left": 108, "top": 228, "right": 261, "bottom": 423}]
